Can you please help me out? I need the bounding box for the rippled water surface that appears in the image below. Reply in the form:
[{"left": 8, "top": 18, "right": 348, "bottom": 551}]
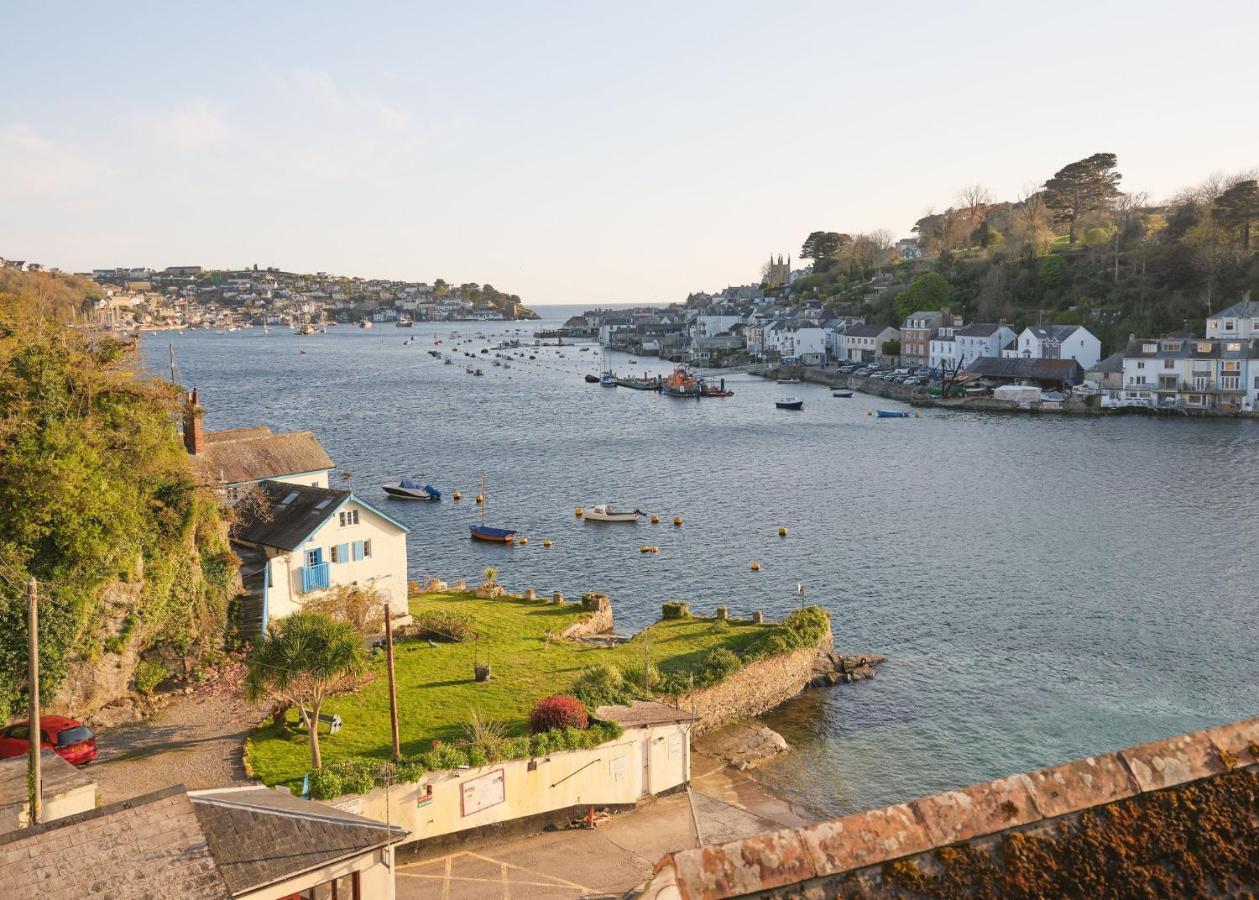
[{"left": 145, "top": 305, "right": 1259, "bottom": 818}]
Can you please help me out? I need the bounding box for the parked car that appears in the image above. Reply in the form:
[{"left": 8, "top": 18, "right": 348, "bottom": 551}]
[{"left": 0, "top": 716, "right": 97, "bottom": 766}]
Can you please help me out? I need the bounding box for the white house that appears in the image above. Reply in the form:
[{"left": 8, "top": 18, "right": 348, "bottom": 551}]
[
  {"left": 233, "top": 481, "right": 411, "bottom": 634},
  {"left": 776, "top": 324, "right": 828, "bottom": 365},
  {"left": 928, "top": 334, "right": 956, "bottom": 370},
  {"left": 1205, "top": 293, "right": 1259, "bottom": 339},
  {"left": 953, "top": 323, "right": 1017, "bottom": 368},
  {"left": 1010, "top": 324, "right": 1102, "bottom": 370},
  {"left": 690, "top": 313, "right": 744, "bottom": 342},
  {"left": 1119, "top": 336, "right": 1259, "bottom": 412}
]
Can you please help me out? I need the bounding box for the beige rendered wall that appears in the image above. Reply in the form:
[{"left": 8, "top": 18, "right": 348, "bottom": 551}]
[
  {"left": 342, "top": 722, "right": 690, "bottom": 845},
  {"left": 238, "top": 846, "right": 395, "bottom": 900}
]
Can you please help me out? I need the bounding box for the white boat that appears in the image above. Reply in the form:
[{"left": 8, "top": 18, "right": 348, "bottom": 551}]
[
  {"left": 776, "top": 377, "right": 801, "bottom": 385},
  {"left": 583, "top": 504, "right": 644, "bottom": 523},
  {"left": 383, "top": 478, "right": 441, "bottom": 501}
]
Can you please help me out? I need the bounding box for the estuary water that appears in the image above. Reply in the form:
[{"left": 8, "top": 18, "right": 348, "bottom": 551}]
[{"left": 144, "top": 304, "right": 1259, "bottom": 818}]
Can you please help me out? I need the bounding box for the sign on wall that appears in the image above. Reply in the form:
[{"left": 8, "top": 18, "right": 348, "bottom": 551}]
[{"left": 460, "top": 768, "right": 506, "bottom": 817}]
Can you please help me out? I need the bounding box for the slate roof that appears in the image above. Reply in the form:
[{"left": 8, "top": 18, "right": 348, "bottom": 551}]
[
  {"left": 0, "top": 787, "right": 230, "bottom": 899},
  {"left": 232, "top": 481, "right": 351, "bottom": 550},
  {"left": 0, "top": 750, "right": 93, "bottom": 814},
  {"left": 194, "top": 429, "right": 333, "bottom": 486},
  {"left": 1208, "top": 296, "right": 1259, "bottom": 319},
  {"left": 1122, "top": 337, "right": 1259, "bottom": 360},
  {"left": 1025, "top": 324, "right": 1082, "bottom": 342},
  {"left": 965, "top": 356, "right": 1083, "bottom": 383},
  {"left": 595, "top": 701, "right": 695, "bottom": 729},
  {"left": 189, "top": 787, "right": 406, "bottom": 895},
  {"left": 1088, "top": 351, "right": 1125, "bottom": 373},
  {"left": 955, "top": 323, "right": 1007, "bottom": 338},
  {"left": 843, "top": 324, "right": 897, "bottom": 338}
]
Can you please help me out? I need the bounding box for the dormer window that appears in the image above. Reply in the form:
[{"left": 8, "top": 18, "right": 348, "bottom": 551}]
[
  {"left": 1143, "top": 343, "right": 1157, "bottom": 353},
  {"left": 1197, "top": 342, "right": 1212, "bottom": 353},
  {"left": 1225, "top": 320, "right": 1235, "bottom": 330}
]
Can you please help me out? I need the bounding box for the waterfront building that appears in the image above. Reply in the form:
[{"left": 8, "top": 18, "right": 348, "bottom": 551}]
[
  {"left": 900, "top": 311, "right": 956, "bottom": 364},
  {"left": 1008, "top": 324, "right": 1102, "bottom": 370},
  {"left": 953, "top": 323, "right": 1016, "bottom": 368},
  {"left": 838, "top": 324, "right": 900, "bottom": 364},
  {"left": 1085, "top": 352, "right": 1125, "bottom": 395},
  {"left": 231, "top": 480, "right": 411, "bottom": 635},
  {"left": 928, "top": 333, "right": 956, "bottom": 370},
  {"left": 1119, "top": 337, "right": 1259, "bottom": 412},
  {"left": 964, "top": 356, "right": 1084, "bottom": 390},
  {"left": 182, "top": 391, "right": 335, "bottom": 493},
  {"left": 1205, "top": 292, "right": 1259, "bottom": 339}
]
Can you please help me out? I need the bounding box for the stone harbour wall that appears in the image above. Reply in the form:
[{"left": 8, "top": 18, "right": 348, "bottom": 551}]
[
  {"left": 560, "top": 593, "right": 614, "bottom": 639},
  {"left": 680, "top": 623, "right": 833, "bottom": 736}
]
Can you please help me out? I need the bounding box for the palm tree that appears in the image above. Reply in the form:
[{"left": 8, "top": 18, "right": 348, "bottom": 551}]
[{"left": 244, "top": 611, "right": 366, "bottom": 770}]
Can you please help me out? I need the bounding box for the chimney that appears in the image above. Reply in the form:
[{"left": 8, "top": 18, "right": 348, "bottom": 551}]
[{"left": 183, "top": 389, "right": 205, "bottom": 455}]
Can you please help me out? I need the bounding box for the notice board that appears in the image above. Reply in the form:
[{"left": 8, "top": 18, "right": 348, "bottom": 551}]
[{"left": 461, "top": 768, "right": 506, "bottom": 817}]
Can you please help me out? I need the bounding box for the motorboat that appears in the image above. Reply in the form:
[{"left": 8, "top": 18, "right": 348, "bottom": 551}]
[
  {"left": 775, "top": 398, "right": 804, "bottom": 410},
  {"left": 583, "top": 504, "right": 644, "bottom": 523},
  {"left": 876, "top": 409, "right": 910, "bottom": 418},
  {"left": 832, "top": 390, "right": 853, "bottom": 398},
  {"left": 599, "top": 371, "right": 617, "bottom": 387},
  {"left": 383, "top": 479, "right": 441, "bottom": 501},
  {"left": 584, "top": 374, "right": 600, "bottom": 383},
  {"left": 776, "top": 377, "right": 801, "bottom": 385}
]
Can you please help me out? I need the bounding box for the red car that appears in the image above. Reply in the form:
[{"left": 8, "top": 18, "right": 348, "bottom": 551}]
[{"left": 0, "top": 716, "right": 97, "bottom": 766}]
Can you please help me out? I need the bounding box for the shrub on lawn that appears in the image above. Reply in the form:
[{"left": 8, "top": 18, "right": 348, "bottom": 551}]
[
  {"left": 699, "top": 648, "right": 741, "bottom": 684},
  {"left": 661, "top": 601, "right": 690, "bottom": 619},
  {"left": 621, "top": 659, "right": 660, "bottom": 693},
  {"left": 408, "top": 610, "right": 477, "bottom": 642},
  {"left": 570, "top": 664, "right": 639, "bottom": 708},
  {"left": 464, "top": 708, "right": 509, "bottom": 760},
  {"left": 529, "top": 694, "right": 589, "bottom": 733}
]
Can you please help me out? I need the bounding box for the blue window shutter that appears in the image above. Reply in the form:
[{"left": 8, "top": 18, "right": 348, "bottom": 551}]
[
  {"left": 352, "top": 540, "right": 364, "bottom": 561},
  {"left": 337, "top": 543, "right": 350, "bottom": 563}
]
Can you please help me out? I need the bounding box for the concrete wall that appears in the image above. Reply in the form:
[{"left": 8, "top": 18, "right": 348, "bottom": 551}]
[
  {"left": 339, "top": 721, "right": 690, "bottom": 846},
  {"left": 0, "top": 782, "right": 97, "bottom": 833},
  {"left": 679, "top": 624, "right": 832, "bottom": 736}
]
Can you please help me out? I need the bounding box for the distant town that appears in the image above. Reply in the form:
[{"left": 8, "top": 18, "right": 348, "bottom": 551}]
[{"left": 0, "top": 259, "right": 536, "bottom": 327}]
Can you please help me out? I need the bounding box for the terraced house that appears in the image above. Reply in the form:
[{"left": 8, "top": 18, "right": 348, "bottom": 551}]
[{"left": 1120, "top": 336, "right": 1259, "bottom": 412}]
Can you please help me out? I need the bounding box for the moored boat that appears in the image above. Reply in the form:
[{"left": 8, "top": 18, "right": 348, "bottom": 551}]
[
  {"left": 776, "top": 377, "right": 801, "bottom": 385},
  {"left": 700, "top": 377, "right": 733, "bottom": 398},
  {"left": 876, "top": 409, "right": 910, "bottom": 418},
  {"left": 832, "top": 390, "right": 853, "bottom": 398},
  {"left": 584, "top": 373, "right": 601, "bottom": 384},
  {"left": 775, "top": 397, "right": 804, "bottom": 410},
  {"left": 661, "top": 366, "right": 701, "bottom": 398},
  {"left": 599, "top": 371, "right": 617, "bottom": 387},
  {"left": 383, "top": 479, "right": 441, "bottom": 501},
  {"left": 616, "top": 375, "right": 661, "bottom": 391},
  {"left": 583, "top": 504, "right": 644, "bottom": 523},
  {"left": 469, "top": 476, "right": 517, "bottom": 542}
]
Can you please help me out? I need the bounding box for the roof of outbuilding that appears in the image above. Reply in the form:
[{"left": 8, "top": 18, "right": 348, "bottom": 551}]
[
  {"left": 194, "top": 429, "right": 334, "bottom": 486},
  {"left": 595, "top": 701, "right": 695, "bottom": 729},
  {"left": 0, "top": 750, "right": 94, "bottom": 812},
  {"left": 189, "top": 787, "right": 406, "bottom": 895},
  {"left": 1088, "top": 351, "right": 1126, "bottom": 373},
  {"left": 0, "top": 787, "right": 230, "bottom": 899},
  {"left": 964, "top": 356, "right": 1083, "bottom": 381}
]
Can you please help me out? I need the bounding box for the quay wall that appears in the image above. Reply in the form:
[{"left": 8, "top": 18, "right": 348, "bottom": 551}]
[{"left": 679, "top": 622, "right": 833, "bottom": 736}]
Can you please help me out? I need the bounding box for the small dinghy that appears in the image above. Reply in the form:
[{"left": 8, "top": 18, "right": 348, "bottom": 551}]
[
  {"left": 383, "top": 478, "right": 441, "bottom": 501},
  {"left": 832, "top": 390, "right": 853, "bottom": 398},
  {"left": 584, "top": 373, "right": 600, "bottom": 383},
  {"left": 775, "top": 397, "right": 804, "bottom": 410},
  {"left": 469, "top": 475, "right": 517, "bottom": 542},
  {"left": 776, "top": 377, "right": 801, "bottom": 385},
  {"left": 876, "top": 409, "right": 910, "bottom": 418},
  {"left": 583, "top": 504, "right": 644, "bottom": 523}
]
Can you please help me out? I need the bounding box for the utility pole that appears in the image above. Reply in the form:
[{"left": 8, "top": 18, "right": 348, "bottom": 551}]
[
  {"left": 27, "top": 578, "right": 41, "bottom": 827},
  {"left": 383, "top": 601, "right": 401, "bottom": 760}
]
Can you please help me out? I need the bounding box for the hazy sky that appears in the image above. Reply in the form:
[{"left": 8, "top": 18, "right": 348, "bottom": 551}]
[{"left": 3, "top": 2, "right": 1256, "bottom": 302}]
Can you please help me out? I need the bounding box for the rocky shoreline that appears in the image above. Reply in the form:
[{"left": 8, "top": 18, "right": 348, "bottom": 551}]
[{"left": 810, "top": 649, "right": 886, "bottom": 686}]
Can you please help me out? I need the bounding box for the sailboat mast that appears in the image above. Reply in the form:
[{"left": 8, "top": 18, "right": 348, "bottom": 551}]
[{"left": 480, "top": 474, "right": 486, "bottom": 525}]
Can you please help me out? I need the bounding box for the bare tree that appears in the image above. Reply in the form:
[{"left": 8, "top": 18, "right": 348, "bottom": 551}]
[
  {"left": 1109, "top": 192, "right": 1149, "bottom": 283},
  {"left": 957, "top": 184, "right": 993, "bottom": 226}
]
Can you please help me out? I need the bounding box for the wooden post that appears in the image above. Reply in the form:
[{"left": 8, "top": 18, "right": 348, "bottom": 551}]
[
  {"left": 27, "top": 578, "right": 41, "bottom": 826},
  {"left": 383, "top": 602, "right": 401, "bottom": 761}
]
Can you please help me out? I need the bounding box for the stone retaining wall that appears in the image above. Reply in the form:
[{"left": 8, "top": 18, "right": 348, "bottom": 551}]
[
  {"left": 560, "top": 593, "right": 614, "bottom": 639},
  {"left": 679, "top": 623, "right": 832, "bottom": 736}
]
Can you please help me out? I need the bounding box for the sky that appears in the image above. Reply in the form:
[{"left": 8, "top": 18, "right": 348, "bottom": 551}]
[{"left": 3, "top": 2, "right": 1257, "bottom": 303}]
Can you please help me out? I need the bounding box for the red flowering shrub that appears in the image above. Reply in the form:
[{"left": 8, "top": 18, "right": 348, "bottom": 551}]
[{"left": 529, "top": 694, "right": 589, "bottom": 733}]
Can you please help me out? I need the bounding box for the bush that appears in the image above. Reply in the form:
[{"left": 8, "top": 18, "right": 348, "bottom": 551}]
[
  {"left": 621, "top": 659, "right": 660, "bottom": 693},
  {"left": 661, "top": 601, "right": 690, "bottom": 620},
  {"left": 308, "top": 768, "right": 343, "bottom": 800},
  {"left": 409, "top": 610, "right": 477, "bottom": 642},
  {"left": 529, "top": 694, "right": 589, "bottom": 733},
  {"left": 698, "top": 648, "right": 741, "bottom": 685},
  {"left": 133, "top": 659, "right": 167, "bottom": 695},
  {"left": 464, "top": 708, "right": 508, "bottom": 760},
  {"left": 570, "top": 664, "right": 637, "bottom": 708}
]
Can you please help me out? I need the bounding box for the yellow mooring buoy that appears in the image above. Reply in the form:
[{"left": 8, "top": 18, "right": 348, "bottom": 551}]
[
  {"left": 574, "top": 508, "right": 584, "bottom": 517},
  {"left": 778, "top": 527, "right": 788, "bottom": 537},
  {"left": 650, "top": 514, "right": 660, "bottom": 524},
  {"left": 542, "top": 539, "right": 553, "bottom": 547},
  {"left": 673, "top": 516, "right": 683, "bottom": 527},
  {"left": 475, "top": 494, "right": 484, "bottom": 504},
  {"left": 750, "top": 561, "right": 762, "bottom": 571},
  {"left": 452, "top": 491, "right": 462, "bottom": 500},
  {"left": 519, "top": 537, "right": 528, "bottom": 545}
]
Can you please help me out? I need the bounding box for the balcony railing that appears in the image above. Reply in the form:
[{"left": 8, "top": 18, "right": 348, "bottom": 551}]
[{"left": 300, "top": 561, "right": 330, "bottom": 593}]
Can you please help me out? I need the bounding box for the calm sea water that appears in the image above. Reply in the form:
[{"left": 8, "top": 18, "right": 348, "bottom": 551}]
[{"left": 144, "top": 304, "right": 1259, "bottom": 818}]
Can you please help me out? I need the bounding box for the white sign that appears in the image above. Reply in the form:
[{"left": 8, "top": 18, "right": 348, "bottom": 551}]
[
  {"left": 460, "top": 768, "right": 505, "bottom": 817},
  {"left": 609, "top": 756, "right": 628, "bottom": 782}
]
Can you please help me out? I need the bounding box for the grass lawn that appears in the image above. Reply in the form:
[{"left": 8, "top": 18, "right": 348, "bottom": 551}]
[{"left": 245, "top": 592, "right": 782, "bottom": 787}]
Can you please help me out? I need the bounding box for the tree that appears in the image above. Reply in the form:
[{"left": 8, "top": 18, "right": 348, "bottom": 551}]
[
  {"left": 244, "top": 611, "right": 366, "bottom": 770},
  {"left": 957, "top": 184, "right": 993, "bottom": 227},
  {"left": 1109, "top": 192, "right": 1149, "bottom": 283},
  {"left": 800, "top": 231, "right": 849, "bottom": 262},
  {"left": 1213, "top": 179, "right": 1259, "bottom": 252},
  {"left": 882, "top": 339, "right": 901, "bottom": 357},
  {"left": 1043, "top": 153, "right": 1122, "bottom": 244},
  {"left": 894, "top": 272, "right": 950, "bottom": 322}
]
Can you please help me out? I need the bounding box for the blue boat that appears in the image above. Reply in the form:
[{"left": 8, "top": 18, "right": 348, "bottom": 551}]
[
  {"left": 469, "top": 525, "right": 517, "bottom": 543},
  {"left": 876, "top": 410, "right": 910, "bottom": 418}
]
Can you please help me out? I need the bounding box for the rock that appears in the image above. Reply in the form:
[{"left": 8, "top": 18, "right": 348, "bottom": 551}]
[{"left": 693, "top": 721, "right": 789, "bottom": 771}]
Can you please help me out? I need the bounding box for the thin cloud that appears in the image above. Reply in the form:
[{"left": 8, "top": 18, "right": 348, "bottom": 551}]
[
  {"left": 0, "top": 124, "right": 112, "bottom": 197},
  {"left": 150, "top": 100, "right": 232, "bottom": 149}
]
